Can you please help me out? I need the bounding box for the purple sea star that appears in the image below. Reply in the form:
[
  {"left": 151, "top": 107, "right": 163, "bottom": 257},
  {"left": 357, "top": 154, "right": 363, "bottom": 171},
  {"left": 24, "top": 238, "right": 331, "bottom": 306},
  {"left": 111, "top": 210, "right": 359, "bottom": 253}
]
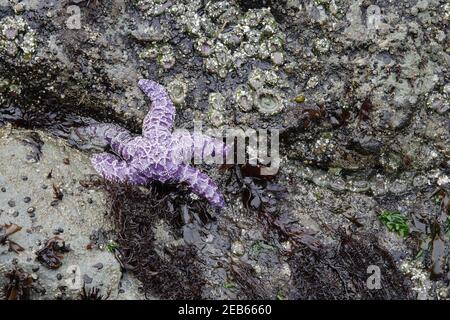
[{"left": 73, "top": 79, "right": 230, "bottom": 208}]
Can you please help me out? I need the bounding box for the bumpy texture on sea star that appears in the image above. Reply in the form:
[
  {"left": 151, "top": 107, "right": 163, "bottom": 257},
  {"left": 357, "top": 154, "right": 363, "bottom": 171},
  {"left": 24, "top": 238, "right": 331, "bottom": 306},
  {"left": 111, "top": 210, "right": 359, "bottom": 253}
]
[{"left": 73, "top": 79, "right": 230, "bottom": 208}]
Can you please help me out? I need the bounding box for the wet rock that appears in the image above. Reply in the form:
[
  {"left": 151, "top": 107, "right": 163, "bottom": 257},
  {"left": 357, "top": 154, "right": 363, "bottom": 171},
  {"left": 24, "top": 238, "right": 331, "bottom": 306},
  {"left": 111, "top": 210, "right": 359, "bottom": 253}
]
[
  {"left": 350, "top": 136, "right": 382, "bottom": 155},
  {"left": 182, "top": 224, "right": 202, "bottom": 245},
  {"left": 0, "top": 0, "right": 448, "bottom": 301}
]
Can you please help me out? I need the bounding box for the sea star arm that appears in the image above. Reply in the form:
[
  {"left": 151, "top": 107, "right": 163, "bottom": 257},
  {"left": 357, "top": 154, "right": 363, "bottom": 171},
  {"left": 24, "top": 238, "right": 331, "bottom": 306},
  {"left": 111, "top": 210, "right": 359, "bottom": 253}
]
[
  {"left": 138, "top": 79, "right": 176, "bottom": 137},
  {"left": 175, "top": 164, "right": 226, "bottom": 208},
  {"left": 91, "top": 152, "right": 139, "bottom": 184},
  {"left": 171, "top": 131, "right": 230, "bottom": 163},
  {"left": 73, "top": 124, "right": 133, "bottom": 159},
  {"left": 192, "top": 132, "right": 230, "bottom": 159}
]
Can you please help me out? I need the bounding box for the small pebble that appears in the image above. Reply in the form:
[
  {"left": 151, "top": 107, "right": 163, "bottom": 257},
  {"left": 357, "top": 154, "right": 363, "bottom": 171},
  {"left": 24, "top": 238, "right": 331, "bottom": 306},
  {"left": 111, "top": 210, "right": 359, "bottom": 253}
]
[
  {"left": 21, "top": 176, "right": 28, "bottom": 181},
  {"left": 56, "top": 274, "right": 63, "bottom": 281},
  {"left": 294, "top": 95, "right": 306, "bottom": 103},
  {"left": 27, "top": 207, "right": 35, "bottom": 214},
  {"left": 12, "top": 211, "right": 19, "bottom": 217},
  {"left": 83, "top": 274, "right": 93, "bottom": 284},
  {"left": 53, "top": 228, "right": 64, "bottom": 235},
  {"left": 7, "top": 200, "right": 15, "bottom": 207},
  {"left": 87, "top": 198, "right": 93, "bottom": 204},
  {"left": 231, "top": 241, "right": 245, "bottom": 256},
  {"left": 42, "top": 184, "right": 48, "bottom": 190},
  {"left": 1, "top": 187, "right": 6, "bottom": 192},
  {"left": 92, "top": 263, "right": 103, "bottom": 270},
  {"left": 23, "top": 196, "right": 31, "bottom": 203},
  {"left": 13, "top": 2, "right": 25, "bottom": 14}
]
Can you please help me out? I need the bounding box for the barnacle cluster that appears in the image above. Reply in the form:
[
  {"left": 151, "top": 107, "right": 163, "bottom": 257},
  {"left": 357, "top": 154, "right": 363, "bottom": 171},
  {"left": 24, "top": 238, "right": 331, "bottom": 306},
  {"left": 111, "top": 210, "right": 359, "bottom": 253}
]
[
  {"left": 207, "top": 92, "right": 227, "bottom": 127},
  {"left": 166, "top": 75, "right": 189, "bottom": 107},
  {"left": 137, "top": 0, "right": 285, "bottom": 78},
  {"left": 235, "top": 68, "right": 288, "bottom": 115},
  {"left": 0, "top": 16, "right": 36, "bottom": 62}
]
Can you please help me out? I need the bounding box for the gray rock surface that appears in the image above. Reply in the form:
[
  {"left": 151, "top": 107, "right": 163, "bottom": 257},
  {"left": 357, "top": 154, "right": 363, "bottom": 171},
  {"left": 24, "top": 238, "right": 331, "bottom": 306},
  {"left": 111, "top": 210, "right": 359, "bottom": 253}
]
[{"left": 0, "top": 125, "right": 143, "bottom": 300}]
